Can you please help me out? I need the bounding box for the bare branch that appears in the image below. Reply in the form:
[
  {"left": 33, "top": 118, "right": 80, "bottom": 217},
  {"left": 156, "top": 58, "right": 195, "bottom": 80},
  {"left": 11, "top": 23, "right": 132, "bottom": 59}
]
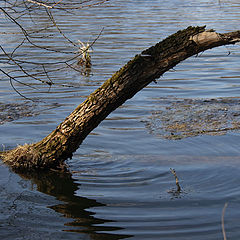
[
  {"left": 0, "top": 1, "right": 107, "bottom": 97},
  {"left": 26, "top": 0, "right": 52, "bottom": 9}
]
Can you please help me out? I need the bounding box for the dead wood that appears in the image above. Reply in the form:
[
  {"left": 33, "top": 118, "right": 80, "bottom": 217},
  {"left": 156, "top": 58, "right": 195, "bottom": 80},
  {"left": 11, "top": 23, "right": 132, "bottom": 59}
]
[{"left": 1, "top": 26, "right": 240, "bottom": 171}]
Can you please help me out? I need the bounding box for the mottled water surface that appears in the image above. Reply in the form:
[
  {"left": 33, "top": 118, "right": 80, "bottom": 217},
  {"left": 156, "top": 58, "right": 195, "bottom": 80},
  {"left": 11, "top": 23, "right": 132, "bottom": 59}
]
[{"left": 1, "top": 0, "right": 240, "bottom": 239}]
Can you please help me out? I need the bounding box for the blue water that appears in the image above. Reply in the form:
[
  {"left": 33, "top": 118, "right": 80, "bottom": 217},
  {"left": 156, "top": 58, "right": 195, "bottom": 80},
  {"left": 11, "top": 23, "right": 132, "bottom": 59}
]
[{"left": 1, "top": 0, "right": 240, "bottom": 239}]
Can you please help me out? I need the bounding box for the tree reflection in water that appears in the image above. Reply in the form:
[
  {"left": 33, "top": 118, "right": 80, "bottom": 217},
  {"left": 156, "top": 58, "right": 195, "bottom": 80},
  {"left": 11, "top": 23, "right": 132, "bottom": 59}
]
[{"left": 17, "top": 170, "right": 132, "bottom": 240}]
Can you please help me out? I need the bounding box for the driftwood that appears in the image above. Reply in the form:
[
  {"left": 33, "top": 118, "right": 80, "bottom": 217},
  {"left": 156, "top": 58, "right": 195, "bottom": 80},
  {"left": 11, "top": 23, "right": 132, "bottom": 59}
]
[{"left": 1, "top": 26, "right": 240, "bottom": 171}]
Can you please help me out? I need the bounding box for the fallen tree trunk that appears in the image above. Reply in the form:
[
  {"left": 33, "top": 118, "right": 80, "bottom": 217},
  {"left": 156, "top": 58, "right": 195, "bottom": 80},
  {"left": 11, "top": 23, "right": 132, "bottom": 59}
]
[{"left": 1, "top": 26, "right": 240, "bottom": 171}]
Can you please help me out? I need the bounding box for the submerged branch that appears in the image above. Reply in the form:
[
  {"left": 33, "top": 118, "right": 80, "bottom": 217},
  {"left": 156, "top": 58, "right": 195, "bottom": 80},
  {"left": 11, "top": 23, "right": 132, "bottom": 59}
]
[{"left": 1, "top": 26, "right": 240, "bottom": 171}]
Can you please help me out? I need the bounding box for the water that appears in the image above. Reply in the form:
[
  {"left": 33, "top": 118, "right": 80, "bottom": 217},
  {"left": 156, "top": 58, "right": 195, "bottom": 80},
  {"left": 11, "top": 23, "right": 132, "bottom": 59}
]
[{"left": 1, "top": 0, "right": 240, "bottom": 239}]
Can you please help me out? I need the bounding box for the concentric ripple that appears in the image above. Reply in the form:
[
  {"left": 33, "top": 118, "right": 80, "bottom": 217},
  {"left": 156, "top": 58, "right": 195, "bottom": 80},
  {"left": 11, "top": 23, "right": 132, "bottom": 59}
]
[{"left": 68, "top": 154, "right": 240, "bottom": 239}]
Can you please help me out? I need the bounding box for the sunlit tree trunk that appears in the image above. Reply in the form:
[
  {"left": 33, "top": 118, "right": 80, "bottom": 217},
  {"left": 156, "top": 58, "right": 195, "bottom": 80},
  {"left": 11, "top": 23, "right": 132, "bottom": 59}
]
[{"left": 1, "top": 26, "right": 240, "bottom": 171}]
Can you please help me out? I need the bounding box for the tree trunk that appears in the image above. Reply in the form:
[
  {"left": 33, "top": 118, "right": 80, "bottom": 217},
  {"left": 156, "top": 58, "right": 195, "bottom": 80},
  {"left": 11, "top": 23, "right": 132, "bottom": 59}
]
[{"left": 1, "top": 26, "right": 240, "bottom": 171}]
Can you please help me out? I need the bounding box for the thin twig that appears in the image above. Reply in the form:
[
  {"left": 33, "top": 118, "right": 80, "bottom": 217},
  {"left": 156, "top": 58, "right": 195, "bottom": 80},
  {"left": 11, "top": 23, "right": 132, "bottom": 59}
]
[
  {"left": 9, "top": 77, "right": 33, "bottom": 101},
  {"left": 222, "top": 203, "right": 228, "bottom": 240},
  {"left": 0, "top": 1, "right": 106, "bottom": 98},
  {"left": 0, "top": 68, "right": 37, "bottom": 90},
  {"left": 0, "top": 7, "right": 73, "bottom": 54},
  {"left": 45, "top": 8, "right": 77, "bottom": 48},
  {"left": 52, "top": 0, "right": 64, "bottom": 8},
  {"left": 170, "top": 168, "right": 181, "bottom": 192},
  {"left": 26, "top": 0, "right": 52, "bottom": 9},
  {"left": 0, "top": 45, "right": 51, "bottom": 85}
]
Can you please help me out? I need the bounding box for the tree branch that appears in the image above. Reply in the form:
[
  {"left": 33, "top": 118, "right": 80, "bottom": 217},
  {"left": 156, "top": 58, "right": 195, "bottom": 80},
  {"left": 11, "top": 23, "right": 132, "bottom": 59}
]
[{"left": 1, "top": 26, "right": 240, "bottom": 171}]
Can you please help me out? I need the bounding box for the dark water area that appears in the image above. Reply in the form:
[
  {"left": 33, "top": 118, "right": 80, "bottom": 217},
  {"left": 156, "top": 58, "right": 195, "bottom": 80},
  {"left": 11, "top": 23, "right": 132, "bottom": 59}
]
[{"left": 1, "top": 0, "right": 240, "bottom": 239}]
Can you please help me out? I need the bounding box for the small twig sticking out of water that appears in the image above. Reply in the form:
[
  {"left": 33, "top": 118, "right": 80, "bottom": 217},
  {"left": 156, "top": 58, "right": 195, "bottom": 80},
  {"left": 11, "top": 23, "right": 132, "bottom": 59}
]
[
  {"left": 170, "top": 168, "right": 181, "bottom": 192},
  {"left": 222, "top": 203, "right": 228, "bottom": 240},
  {"left": 77, "top": 40, "right": 92, "bottom": 68}
]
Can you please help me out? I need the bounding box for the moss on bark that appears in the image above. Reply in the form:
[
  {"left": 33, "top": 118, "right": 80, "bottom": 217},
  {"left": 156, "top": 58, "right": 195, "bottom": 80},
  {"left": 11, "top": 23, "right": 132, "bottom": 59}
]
[{"left": 1, "top": 26, "right": 240, "bottom": 171}]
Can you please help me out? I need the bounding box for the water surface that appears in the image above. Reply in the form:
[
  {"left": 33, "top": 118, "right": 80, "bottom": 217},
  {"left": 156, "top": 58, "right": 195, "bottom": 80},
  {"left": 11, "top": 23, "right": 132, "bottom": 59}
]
[{"left": 1, "top": 0, "right": 240, "bottom": 239}]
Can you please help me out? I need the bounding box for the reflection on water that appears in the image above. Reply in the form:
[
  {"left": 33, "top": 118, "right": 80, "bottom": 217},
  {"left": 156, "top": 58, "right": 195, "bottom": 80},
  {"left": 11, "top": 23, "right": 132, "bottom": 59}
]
[
  {"left": 1, "top": 0, "right": 240, "bottom": 239},
  {"left": 1, "top": 156, "right": 240, "bottom": 240},
  {"left": 71, "top": 154, "right": 240, "bottom": 240},
  {"left": 19, "top": 170, "right": 132, "bottom": 240}
]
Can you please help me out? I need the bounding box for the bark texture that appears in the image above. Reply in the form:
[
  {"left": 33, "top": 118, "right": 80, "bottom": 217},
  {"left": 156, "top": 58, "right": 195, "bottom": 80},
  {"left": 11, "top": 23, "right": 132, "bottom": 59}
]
[{"left": 1, "top": 26, "right": 240, "bottom": 171}]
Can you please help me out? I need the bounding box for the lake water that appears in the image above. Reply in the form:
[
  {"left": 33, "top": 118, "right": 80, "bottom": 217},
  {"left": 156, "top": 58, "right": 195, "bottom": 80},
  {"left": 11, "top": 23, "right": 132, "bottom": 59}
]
[{"left": 1, "top": 0, "right": 240, "bottom": 239}]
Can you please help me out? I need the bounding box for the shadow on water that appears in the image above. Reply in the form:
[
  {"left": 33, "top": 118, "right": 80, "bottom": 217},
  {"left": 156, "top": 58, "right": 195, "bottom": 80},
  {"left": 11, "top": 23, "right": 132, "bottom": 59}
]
[{"left": 17, "top": 170, "right": 133, "bottom": 240}]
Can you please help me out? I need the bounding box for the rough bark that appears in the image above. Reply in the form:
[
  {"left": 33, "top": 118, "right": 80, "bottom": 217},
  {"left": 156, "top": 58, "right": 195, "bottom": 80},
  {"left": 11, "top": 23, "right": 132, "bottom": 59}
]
[{"left": 1, "top": 26, "right": 240, "bottom": 171}]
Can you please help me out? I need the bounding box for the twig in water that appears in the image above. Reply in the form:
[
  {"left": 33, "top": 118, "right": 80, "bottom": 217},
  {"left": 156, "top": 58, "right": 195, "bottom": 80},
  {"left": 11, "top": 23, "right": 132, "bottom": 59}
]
[
  {"left": 222, "top": 203, "right": 228, "bottom": 240},
  {"left": 170, "top": 168, "right": 181, "bottom": 192},
  {"left": 77, "top": 40, "right": 92, "bottom": 68}
]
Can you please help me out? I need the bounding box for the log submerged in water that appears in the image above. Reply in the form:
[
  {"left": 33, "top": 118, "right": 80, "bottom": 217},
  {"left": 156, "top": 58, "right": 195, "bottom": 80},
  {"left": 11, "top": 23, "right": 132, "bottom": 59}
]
[{"left": 1, "top": 26, "right": 240, "bottom": 171}]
